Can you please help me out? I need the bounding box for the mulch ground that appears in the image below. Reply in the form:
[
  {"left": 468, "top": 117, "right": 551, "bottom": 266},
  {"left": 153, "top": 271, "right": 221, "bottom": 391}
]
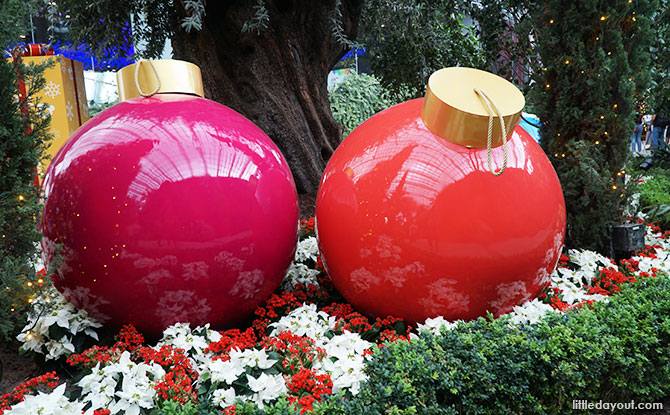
[{"left": 0, "top": 341, "right": 41, "bottom": 395}]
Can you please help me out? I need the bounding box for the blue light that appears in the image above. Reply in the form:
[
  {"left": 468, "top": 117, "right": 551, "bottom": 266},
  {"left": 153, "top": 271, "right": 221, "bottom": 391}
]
[
  {"left": 341, "top": 48, "right": 367, "bottom": 60},
  {"left": 52, "top": 41, "right": 134, "bottom": 71}
]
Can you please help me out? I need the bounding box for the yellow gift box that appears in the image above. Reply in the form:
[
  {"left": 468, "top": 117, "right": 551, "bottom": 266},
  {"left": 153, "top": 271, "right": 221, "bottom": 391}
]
[{"left": 22, "top": 55, "right": 90, "bottom": 170}]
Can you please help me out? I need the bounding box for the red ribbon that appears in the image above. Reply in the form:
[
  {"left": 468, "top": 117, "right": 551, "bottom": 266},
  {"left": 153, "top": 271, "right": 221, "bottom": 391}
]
[{"left": 13, "top": 43, "right": 54, "bottom": 58}]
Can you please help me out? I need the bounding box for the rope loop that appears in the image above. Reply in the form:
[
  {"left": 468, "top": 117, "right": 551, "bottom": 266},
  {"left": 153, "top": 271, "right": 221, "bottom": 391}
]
[
  {"left": 134, "top": 59, "right": 161, "bottom": 97},
  {"left": 474, "top": 88, "right": 508, "bottom": 176}
]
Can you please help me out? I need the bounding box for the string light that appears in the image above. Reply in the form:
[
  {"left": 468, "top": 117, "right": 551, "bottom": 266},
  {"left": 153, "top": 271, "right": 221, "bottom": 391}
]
[
  {"left": 549, "top": 19, "right": 554, "bottom": 24},
  {"left": 546, "top": 83, "right": 551, "bottom": 89},
  {"left": 564, "top": 59, "right": 570, "bottom": 64},
  {"left": 600, "top": 16, "right": 607, "bottom": 21},
  {"left": 595, "top": 140, "right": 600, "bottom": 144},
  {"left": 18, "top": 195, "right": 24, "bottom": 201},
  {"left": 612, "top": 185, "right": 617, "bottom": 190}
]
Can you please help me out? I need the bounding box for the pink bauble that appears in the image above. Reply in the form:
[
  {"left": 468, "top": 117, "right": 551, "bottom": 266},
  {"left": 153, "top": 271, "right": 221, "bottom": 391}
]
[
  {"left": 316, "top": 98, "right": 566, "bottom": 324},
  {"left": 42, "top": 94, "right": 299, "bottom": 336}
]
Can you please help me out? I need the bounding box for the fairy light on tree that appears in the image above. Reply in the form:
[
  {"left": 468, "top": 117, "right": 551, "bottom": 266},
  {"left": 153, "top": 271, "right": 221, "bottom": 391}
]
[{"left": 532, "top": 0, "right": 658, "bottom": 254}]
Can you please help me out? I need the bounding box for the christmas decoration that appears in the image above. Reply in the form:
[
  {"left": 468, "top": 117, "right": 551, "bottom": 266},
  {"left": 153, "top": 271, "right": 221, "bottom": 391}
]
[
  {"left": 316, "top": 67, "right": 566, "bottom": 324},
  {"left": 12, "top": 44, "right": 90, "bottom": 171},
  {"left": 41, "top": 60, "right": 299, "bottom": 336}
]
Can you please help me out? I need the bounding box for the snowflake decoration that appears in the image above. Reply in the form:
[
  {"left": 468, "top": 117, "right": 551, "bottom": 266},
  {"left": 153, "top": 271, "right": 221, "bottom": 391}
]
[
  {"left": 44, "top": 81, "right": 61, "bottom": 99},
  {"left": 65, "top": 101, "right": 74, "bottom": 121}
]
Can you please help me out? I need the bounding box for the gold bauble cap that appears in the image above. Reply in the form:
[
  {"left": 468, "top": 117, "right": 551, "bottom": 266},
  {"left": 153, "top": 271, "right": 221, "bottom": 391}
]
[
  {"left": 421, "top": 67, "right": 525, "bottom": 148},
  {"left": 116, "top": 59, "right": 204, "bottom": 101}
]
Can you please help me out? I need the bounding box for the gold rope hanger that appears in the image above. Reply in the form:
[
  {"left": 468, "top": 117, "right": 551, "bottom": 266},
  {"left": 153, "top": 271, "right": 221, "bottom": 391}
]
[
  {"left": 134, "top": 59, "right": 161, "bottom": 97},
  {"left": 474, "top": 88, "right": 508, "bottom": 176}
]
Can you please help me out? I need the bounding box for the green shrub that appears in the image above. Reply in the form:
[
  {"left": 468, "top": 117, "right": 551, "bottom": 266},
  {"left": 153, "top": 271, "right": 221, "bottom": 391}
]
[
  {"left": 639, "top": 175, "right": 670, "bottom": 210},
  {"left": 646, "top": 204, "right": 670, "bottom": 231},
  {"left": 314, "top": 275, "right": 670, "bottom": 415},
  {"left": 0, "top": 57, "right": 51, "bottom": 341},
  {"left": 328, "top": 73, "right": 395, "bottom": 138}
]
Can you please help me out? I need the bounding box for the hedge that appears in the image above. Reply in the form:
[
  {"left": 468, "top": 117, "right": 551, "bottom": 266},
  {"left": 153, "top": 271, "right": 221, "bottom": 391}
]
[{"left": 221, "top": 274, "right": 670, "bottom": 415}]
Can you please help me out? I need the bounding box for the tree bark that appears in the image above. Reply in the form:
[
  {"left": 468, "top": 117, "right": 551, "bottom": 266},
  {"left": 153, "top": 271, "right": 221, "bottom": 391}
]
[{"left": 171, "top": 0, "right": 362, "bottom": 194}]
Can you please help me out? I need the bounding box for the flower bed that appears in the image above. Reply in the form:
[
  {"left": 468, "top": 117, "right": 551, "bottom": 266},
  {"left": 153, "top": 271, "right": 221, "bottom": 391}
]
[{"left": 1, "top": 219, "right": 669, "bottom": 415}]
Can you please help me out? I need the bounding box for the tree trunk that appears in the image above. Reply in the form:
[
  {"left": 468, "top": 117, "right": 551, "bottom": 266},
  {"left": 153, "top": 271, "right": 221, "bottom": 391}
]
[{"left": 171, "top": 0, "right": 362, "bottom": 194}]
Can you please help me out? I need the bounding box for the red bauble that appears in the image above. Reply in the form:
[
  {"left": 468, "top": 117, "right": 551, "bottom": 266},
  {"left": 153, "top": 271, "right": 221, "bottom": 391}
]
[
  {"left": 42, "top": 94, "right": 299, "bottom": 336},
  {"left": 316, "top": 98, "right": 565, "bottom": 324}
]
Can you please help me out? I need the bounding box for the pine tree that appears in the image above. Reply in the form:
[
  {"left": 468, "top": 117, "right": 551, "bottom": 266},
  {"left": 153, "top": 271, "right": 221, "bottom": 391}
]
[
  {"left": 532, "top": 0, "right": 658, "bottom": 254},
  {"left": 0, "top": 56, "right": 51, "bottom": 340}
]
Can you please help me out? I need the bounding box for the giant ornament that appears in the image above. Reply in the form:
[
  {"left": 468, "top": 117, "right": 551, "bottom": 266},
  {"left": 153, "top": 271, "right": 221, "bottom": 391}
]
[
  {"left": 316, "top": 67, "right": 566, "bottom": 324},
  {"left": 42, "top": 60, "right": 299, "bottom": 336}
]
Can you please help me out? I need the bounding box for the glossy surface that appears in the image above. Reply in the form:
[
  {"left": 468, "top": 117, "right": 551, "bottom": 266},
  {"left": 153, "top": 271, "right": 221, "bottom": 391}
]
[
  {"left": 316, "top": 98, "right": 565, "bottom": 324},
  {"left": 42, "top": 94, "right": 299, "bottom": 336}
]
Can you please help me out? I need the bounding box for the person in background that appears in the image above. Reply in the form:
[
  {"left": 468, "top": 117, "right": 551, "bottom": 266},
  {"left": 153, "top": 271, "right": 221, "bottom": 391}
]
[
  {"left": 631, "top": 111, "right": 643, "bottom": 153},
  {"left": 643, "top": 113, "right": 653, "bottom": 149},
  {"left": 651, "top": 111, "right": 668, "bottom": 149}
]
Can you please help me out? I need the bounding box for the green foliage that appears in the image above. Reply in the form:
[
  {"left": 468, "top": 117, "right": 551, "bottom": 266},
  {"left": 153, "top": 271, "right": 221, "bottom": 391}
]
[
  {"left": 0, "top": 0, "right": 32, "bottom": 50},
  {"left": 361, "top": 0, "right": 486, "bottom": 99},
  {"left": 54, "top": 0, "right": 176, "bottom": 59},
  {"left": 638, "top": 175, "right": 670, "bottom": 208},
  {"left": 650, "top": 1, "right": 670, "bottom": 113},
  {"left": 88, "top": 100, "right": 118, "bottom": 118},
  {"left": 461, "top": 0, "right": 538, "bottom": 91},
  {"left": 638, "top": 175, "right": 670, "bottom": 230},
  {"left": 328, "top": 73, "right": 396, "bottom": 137},
  {"left": 0, "top": 57, "right": 51, "bottom": 341},
  {"left": 651, "top": 144, "right": 670, "bottom": 170},
  {"left": 533, "top": 0, "right": 659, "bottom": 254},
  {"left": 647, "top": 204, "right": 670, "bottom": 231},
  {"left": 313, "top": 275, "right": 670, "bottom": 415}
]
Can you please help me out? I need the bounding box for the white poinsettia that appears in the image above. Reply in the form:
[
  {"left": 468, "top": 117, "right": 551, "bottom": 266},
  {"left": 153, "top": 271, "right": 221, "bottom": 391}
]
[
  {"left": 318, "top": 331, "right": 372, "bottom": 395},
  {"left": 295, "top": 237, "right": 319, "bottom": 263},
  {"left": 414, "top": 316, "right": 459, "bottom": 337},
  {"left": 231, "top": 347, "right": 277, "bottom": 370},
  {"left": 3, "top": 384, "right": 91, "bottom": 415},
  {"left": 156, "top": 322, "right": 222, "bottom": 368},
  {"left": 283, "top": 262, "right": 321, "bottom": 289},
  {"left": 282, "top": 236, "right": 322, "bottom": 290},
  {"left": 206, "top": 357, "right": 246, "bottom": 385},
  {"left": 269, "top": 303, "right": 336, "bottom": 341},
  {"left": 17, "top": 287, "right": 101, "bottom": 360},
  {"left": 77, "top": 363, "right": 117, "bottom": 410},
  {"left": 77, "top": 351, "right": 165, "bottom": 415},
  {"left": 245, "top": 372, "right": 288, "bottom": 409},
  {"left": 212, "top": 387, "right": 237, "bottom": 408},
  {"left": 568, "top": 249, "right": 617, "bottom": 275},
  {"left": 506, "top": 299, "right": 557, "bottom": 325}
]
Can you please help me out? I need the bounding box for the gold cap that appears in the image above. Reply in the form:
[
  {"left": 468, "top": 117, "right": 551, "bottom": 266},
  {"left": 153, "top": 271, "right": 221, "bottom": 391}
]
[
  {"left": 421, "top": 67, "right": 524, "bottom": 148},
  {"left": 116, "top": 59, "right": 204, "bottom": 101}
]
